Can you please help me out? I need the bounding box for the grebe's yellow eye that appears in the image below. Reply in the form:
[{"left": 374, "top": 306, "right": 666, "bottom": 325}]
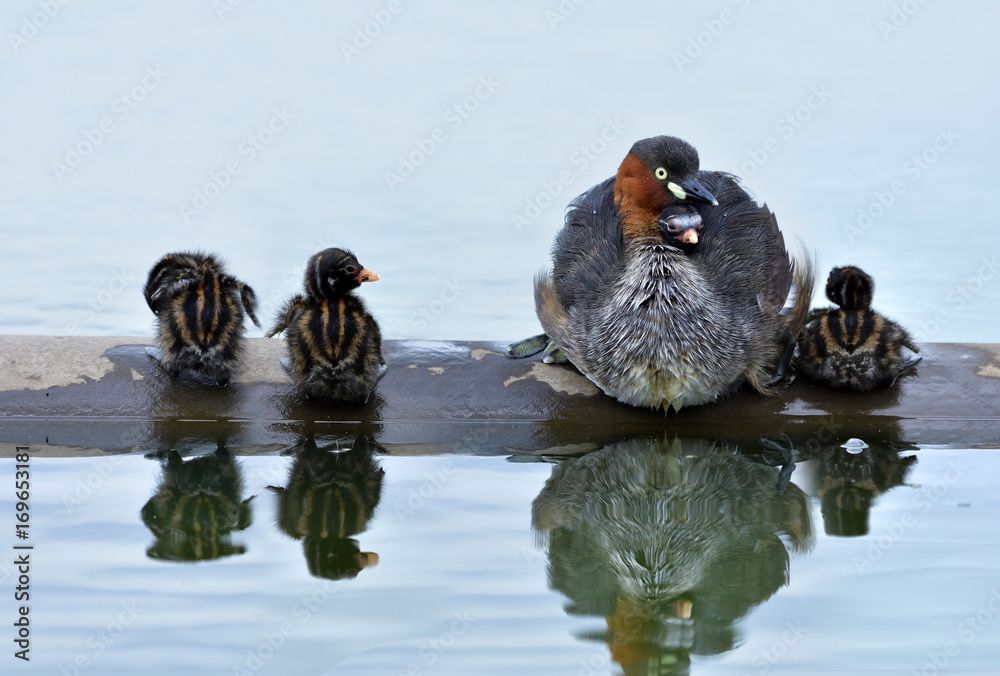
[{"left": 654, "top": 167, "right": 668, "bottom": 180}]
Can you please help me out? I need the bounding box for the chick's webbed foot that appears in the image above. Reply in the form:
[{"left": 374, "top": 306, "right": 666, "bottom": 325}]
[
  {"left": 144, "top": 346, "right": 179, "bottom": 377},
  {"left": 888, "top": 355, "right": 922, "bottom": 386}
]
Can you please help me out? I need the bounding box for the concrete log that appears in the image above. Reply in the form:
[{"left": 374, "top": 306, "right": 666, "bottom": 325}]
[{"left": 0, "top": 336, "right": 997, "bottom": 455}]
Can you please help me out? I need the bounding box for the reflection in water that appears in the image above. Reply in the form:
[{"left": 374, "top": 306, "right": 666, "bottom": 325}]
[
  {"left": 808, "top": 443, "right": 918, "bottom": 536},
  {"left": 532, "top": 438, "right": 813, "bottom": 676},
  {"left": 270, "top": 436, "right": 384, "bottom": 580},
  {"left": 141, "top": 444, "right": 255, "bottom": 562}
]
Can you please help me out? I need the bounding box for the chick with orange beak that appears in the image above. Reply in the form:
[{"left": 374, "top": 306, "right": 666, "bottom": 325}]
[
  {"left": 658, "top": 203, "right": 704, "bottom": 247},
  {"left": 266, "top": 248, "right": 386, "bottom": 403}
]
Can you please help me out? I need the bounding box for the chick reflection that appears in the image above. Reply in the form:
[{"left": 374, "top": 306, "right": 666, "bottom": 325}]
[
  {"left": 532, "top": 438, "right": 813, "bottom": 675},
  {"left": 809, "top": 443, "right": 918, "bottom": 537},
  {"left": 270, "top": 436, "right": 384, "bottom": 580},
  {"left": 141, "top": 445, "right": 254, "bottom": 562}
]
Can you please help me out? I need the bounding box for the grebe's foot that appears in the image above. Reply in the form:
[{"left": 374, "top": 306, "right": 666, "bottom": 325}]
[
  {"left": 541, "top": 341, "right": 568, "bottom": 364},
  {"left": 759, "top": 433, "right": 797, "bottom": 493},
  {"left": 506, "top": 333, "right": 549, "bottom": 359},
  {"left": 762, "top": 331, "right": 797, "bottom": 388}
]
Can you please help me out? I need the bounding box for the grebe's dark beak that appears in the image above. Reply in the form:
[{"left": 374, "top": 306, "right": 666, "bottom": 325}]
[{"left": 668, "top": 176, "right": 718, "bottom": 206}]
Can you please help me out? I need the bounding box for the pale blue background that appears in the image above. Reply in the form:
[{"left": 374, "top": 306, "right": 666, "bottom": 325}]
[
  {"left": 1, "top": 0, "right": 997, "bottom": 343},
  {"left": 1, "top": 4, "right": 999, "bottom": 672}
]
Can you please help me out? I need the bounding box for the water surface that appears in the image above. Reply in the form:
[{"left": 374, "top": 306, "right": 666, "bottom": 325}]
[
  {"left": 1, "top": 440, "right": 998, "bottom": 674},
  {"left": 1, "top": 0, "right": 998, "bottom": 342},
  {"left": 2, "top": 3, "right": 998, "bottom": 674}
]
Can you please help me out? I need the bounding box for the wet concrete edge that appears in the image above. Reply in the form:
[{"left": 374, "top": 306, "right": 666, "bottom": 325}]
[{"left": 1, "top": 337, "right": 998, "bottom": 454}]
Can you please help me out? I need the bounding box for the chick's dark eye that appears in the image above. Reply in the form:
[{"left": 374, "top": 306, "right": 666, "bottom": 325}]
[{"left": 344, "top": 265, "right": 358, "bottom": 275}]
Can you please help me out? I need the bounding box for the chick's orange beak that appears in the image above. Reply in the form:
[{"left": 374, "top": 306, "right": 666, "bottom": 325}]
[
  {"left": 356, "top": 268, "right": 380, "bottom": 283},
  {"left": 677, "top": 229, "right": 699, "bottom": 245}
]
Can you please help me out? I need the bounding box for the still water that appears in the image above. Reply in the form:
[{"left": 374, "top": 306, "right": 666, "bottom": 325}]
[
  {"left": 1, "top": 440, "right": 998, "bottom": 675},
  {"left": 1, "top": 1, "right": 998, "bottom": 342},
  {"left": 2, "top": 2, "right": 999, "bottom": 674}
]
